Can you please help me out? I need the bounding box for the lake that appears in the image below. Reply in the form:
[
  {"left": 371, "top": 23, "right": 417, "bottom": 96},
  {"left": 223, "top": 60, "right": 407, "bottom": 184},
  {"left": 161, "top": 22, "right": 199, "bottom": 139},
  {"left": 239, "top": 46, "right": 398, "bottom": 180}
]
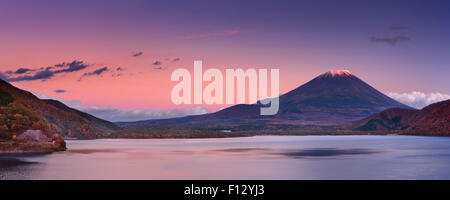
[{"left": 1, "top": 135, "right": 450, "bottom": 180}]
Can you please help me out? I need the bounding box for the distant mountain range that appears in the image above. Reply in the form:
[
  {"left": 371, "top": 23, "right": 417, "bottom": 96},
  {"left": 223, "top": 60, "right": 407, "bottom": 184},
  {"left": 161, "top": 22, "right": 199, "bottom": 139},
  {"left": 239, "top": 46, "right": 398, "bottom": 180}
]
[
  {"left": 353, "top": 99, "right": 450, "bottom": 136},
  {"left": 0, "top": 79, "right": 120, "bottom": 139},
  {"left": 119, "top": 70, "right": 411, "bottom": 129},
  {"left": 1, "top": 70, "right": 448, "bottom": 140}
]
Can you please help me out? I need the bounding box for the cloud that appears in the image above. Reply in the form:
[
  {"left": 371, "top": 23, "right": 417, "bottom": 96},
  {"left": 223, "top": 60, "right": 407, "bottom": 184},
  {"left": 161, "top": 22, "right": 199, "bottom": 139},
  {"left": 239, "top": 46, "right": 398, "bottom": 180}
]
[
  {"left": 132, "top": 52, "right": 143, "bottom": 57},
  {"left": 88, "top": 67, "right": 109, "bottom": 76},
  {"left": 0, "top": 72, "right": 8, "bottom": 81},
  {"left": 112, "top": 67, "right": 126, "bottom": 77},
  {"left": 370, "top": 36, "right": 411, "bottom": 46},
  {"left": 173, "top": 58, "right": 180, "bottom": 62},
  {"left": 177, "top": 29, "right": 239, "bottom": 40},
  {"left": 1, "top": 60, "right": 89, "bottom": 82},
  {"left": 6, "top": 70, "right": 55, "bottom": 82},
  {"left": 389, "top": 25, "right": 409, "bottom": 30},
  {"left": 78, "top": 67, "right": 109, "bottom": 81},
  {"left": 32, "top": 92, "right": 82, "bottom": 108},
  {"left": 54, "top": 90, "right": 66, "bottom": 93},
  {"left": 387, "top": 91, "right": 450, "bottom": 109},
  {"left": 152, "top": 61, "right": 162, "bottom": 65}
]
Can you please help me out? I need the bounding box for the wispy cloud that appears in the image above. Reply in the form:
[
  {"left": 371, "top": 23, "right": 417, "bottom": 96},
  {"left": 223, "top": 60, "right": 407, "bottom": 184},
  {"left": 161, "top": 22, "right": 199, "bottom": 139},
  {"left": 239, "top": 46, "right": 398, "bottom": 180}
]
[
  {"left": 78, "top": 67, "right": 109, "bottom": 81},
  {"left": 153, "top": 66, "right": 168, "bottom": 70},
  {"left": 152, "top": 61, "right": 162, "bottom": 65},
  {"left": 33, "top": 92, "right": 82, "bottom": 107},
  {"left": 32, "top": 92, "right": 215, "bottom": 122},
  {"left": 387, "top": 91, "right": 450, "bottom": 109},
  {"left": 177, "top": 29, "right": 239, "bottom": 40},
  {"left": 8, "top": 70, "right": 55, "bottom": 82},
  {"left": 173, "top": 58, "right": 180, "bottom": 62},
  {"left": 53, "top": 61, "right": 89, "bottom": 73},
  {"left": 54, "top": 89, "right": 66, "bottom": 93},
  {"left": 14, "top": 68, "right": 32, "bottom": 74},
  {"left": 83, "top": 67, "right": 108, "bottom": 76},
  {"left": 0, "top": 72, "right": 8, "bottom": 81},
  {"left": 370, "top": 36, "right": 410, "bottom": 46},
  {"left": 111, "top": 67, "right": 126, "bottom": 77},
  {"left": 132, "top": 51, "right": 143, "bottom": 57},
  {"left": 369, "top": 25, "right": 411, "bottom": 46},
  {"left": 389, "top": 25, "right": 409, "bottom": 30},
  {"left": 81, "top": 106, "right": 213, "bottom": 122}
]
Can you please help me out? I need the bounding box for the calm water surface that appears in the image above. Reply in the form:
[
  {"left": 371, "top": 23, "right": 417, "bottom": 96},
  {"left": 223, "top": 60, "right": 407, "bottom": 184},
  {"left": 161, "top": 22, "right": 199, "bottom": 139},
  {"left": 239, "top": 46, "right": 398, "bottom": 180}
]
[{"left": 1, "top": 135, "right": 450, "bottom": 179}]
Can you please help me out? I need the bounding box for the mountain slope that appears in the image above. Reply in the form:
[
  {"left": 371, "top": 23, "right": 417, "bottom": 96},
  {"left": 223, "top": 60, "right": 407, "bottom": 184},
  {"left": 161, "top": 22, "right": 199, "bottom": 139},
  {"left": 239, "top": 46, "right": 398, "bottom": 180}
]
[
  {"left": 353, "top": 100, "right": 450, "bottom": 135},
  {"left": 0, "top": 79, "right": 120, "bottom": 139},
  {"left": 120, "top": 70, "right": 411, "bottom": 130}
]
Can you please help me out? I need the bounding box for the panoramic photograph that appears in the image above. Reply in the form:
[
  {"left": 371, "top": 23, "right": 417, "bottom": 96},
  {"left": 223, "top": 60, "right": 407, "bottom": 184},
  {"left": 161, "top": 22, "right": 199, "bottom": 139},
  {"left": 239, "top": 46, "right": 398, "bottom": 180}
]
[{"left": 1, "top": 0, "right": 450, "bottom": 185}]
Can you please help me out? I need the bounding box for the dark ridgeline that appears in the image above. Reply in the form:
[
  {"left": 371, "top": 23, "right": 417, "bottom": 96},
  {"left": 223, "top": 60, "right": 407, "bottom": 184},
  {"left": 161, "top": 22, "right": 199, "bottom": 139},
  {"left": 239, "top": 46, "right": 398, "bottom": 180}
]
[{"left": 119, "top": 70, "right": 411, "bottom": 129}]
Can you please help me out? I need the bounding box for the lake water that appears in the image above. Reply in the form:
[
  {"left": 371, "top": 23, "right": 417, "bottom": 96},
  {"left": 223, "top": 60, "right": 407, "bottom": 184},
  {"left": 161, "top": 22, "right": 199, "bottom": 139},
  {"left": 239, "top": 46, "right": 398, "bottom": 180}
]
[{"left": 1, "top": 135, "right": 450, "bottom": 180}]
